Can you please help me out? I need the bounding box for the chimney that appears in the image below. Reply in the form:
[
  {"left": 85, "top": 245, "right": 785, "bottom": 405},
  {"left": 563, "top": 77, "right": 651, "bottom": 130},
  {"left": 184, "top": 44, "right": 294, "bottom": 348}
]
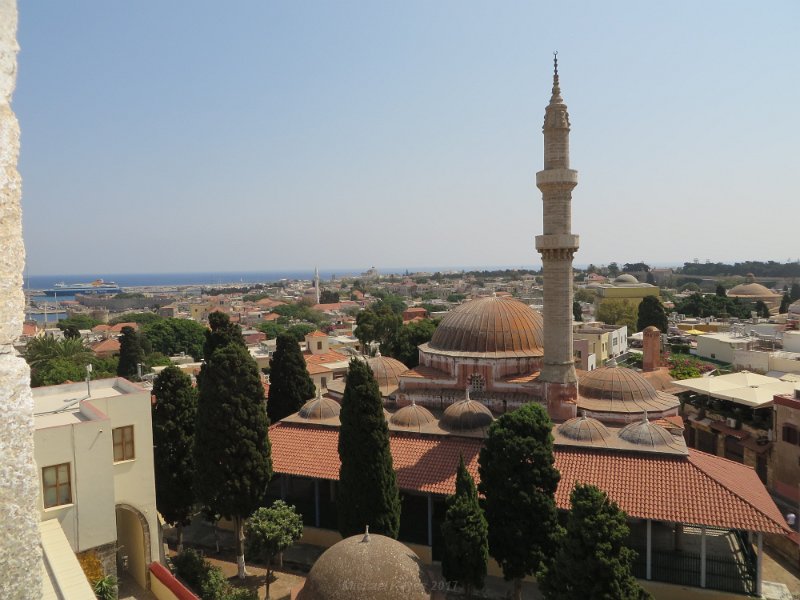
[{"left": 643, "top": 326, "right": 662, "bottom": 372}]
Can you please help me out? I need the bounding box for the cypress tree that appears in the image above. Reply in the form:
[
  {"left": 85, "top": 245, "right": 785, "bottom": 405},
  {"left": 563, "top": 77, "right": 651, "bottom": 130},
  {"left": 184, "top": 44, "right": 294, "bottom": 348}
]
[
  {"left": 267, "top": 333, "right": 316, "bottom": 423},
  {"left": 540, "top": 484, "right": 651, "bottom": 600},
  {"left": 636, "top": 296, "right": 668, "bottom": 333},
  {"left": 791, "top": 283, "right": 800, "bottom": 303},
  {"left": 337, "top": 358, "right": 400, "bottom": 539},
  {"left": 572, "top": 300, "right": 582, "bottom": 323},
  {"left": 441, "top": 455, "right": 488, "bottom": 599},
  {"left": 194, "top": 343, "right": 272, "bottom": 578},
  {"left": 117, "top": 326, "right": 145, "bottom": 378},
  {"left": 478, "top": 403, "right": 561, "bottom": 600},
  {"left": 152, "top": 366, "right": 198, "bottom": 552},
  {"left": 203, "top": 311, "right": 245, "bottom": 358},
  {"left": 780, "top": 293, "right": 791, "bottom": 314}
]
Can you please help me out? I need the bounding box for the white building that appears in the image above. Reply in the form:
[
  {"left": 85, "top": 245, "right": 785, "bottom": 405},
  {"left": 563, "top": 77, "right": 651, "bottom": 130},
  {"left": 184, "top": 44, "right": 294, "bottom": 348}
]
[{"left": 33, "top": 378, "right": 160, "bottom": 591}]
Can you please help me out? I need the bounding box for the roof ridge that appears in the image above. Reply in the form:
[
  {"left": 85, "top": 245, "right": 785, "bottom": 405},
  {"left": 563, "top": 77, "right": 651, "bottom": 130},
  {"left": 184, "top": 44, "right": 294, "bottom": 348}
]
[{"left": 688, "top": 449, "right": 789, "bottom": 533}]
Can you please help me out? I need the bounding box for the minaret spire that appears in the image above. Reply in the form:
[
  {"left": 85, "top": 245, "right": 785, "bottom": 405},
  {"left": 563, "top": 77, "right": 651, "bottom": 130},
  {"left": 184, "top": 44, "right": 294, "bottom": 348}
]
[{"left": 535, "top": 54, "right": 579, "bottom": 420}]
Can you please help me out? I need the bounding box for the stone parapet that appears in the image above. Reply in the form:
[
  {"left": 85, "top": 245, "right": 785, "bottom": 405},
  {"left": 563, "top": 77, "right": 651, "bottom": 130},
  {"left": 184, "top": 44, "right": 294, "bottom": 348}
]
[{"left": 535, "top": 168, "right": 578, "bottom": 186}]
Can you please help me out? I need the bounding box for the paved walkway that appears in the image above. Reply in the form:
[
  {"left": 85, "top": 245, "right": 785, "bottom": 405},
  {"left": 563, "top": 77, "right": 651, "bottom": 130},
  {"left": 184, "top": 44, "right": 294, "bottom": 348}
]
[{"left": 118, "top": 572, "right": 157, "bottom": 600}]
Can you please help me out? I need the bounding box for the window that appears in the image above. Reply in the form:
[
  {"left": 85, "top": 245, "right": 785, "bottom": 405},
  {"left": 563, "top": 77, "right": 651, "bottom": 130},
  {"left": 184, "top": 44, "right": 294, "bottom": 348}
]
[
  {"left": 469, "top": 373, "right": 485, "bottom": 393},
  {"left": 782, "top": 424, "right": 798, "bottom": 446},
  {"left": 113, "top": 425, "right": 135, "bottom": 462},
  {"left": 317, "top": 341, "right": 322, "bottom": 350},
  {"left": 42, "top": 463, "right": 72, "bottom": 508}
]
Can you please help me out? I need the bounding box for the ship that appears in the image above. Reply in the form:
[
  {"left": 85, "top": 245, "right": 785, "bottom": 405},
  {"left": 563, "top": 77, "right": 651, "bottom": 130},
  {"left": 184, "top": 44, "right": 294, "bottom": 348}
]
[{"left": 42, "top": 279, "right": 123, "bottom": 296}]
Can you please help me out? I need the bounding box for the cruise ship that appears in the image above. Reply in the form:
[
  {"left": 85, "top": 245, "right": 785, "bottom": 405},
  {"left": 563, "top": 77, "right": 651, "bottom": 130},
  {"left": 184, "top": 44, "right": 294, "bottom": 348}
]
[{"left": 42, "top": 279, "right": 123, "bottom": 296}]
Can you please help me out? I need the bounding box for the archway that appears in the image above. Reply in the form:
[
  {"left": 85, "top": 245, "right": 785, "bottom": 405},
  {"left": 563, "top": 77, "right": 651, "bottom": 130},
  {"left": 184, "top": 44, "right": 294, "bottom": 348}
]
[{"left": 115, "top": 504, "right": 152, "bottom": 590}]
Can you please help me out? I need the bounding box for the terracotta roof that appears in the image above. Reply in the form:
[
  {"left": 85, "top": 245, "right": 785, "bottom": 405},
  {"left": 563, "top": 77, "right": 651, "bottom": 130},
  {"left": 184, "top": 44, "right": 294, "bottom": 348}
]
[
  {"left": 109, "top": 322, "right": 139, "bottom": 333},
  {"left": 91, "top": 338, "right": 120, "bottom": 354},
  {"left": 92, "top": 324, "right": 112, "bottom": 332},
  {"left": 400, "top": 365, "right": 451, "bottom": 380},
  {"left": 306, "top": 362, "right": 333, "bottom": 375},
  {"left": 304, "top": 350, "right": 349, "bottom": 366},
  {"left": 268, "top": 422, "right": 789, "bottom": 534},
  {"left": 307, "top": 330, "right": 328, "bottom": 338}
]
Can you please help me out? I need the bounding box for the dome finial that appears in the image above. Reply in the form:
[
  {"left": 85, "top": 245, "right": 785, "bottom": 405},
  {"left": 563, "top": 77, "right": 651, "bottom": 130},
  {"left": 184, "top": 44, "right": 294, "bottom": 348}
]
[
  {"left": 465, "top": 386, "right": 471, "bottom": 402},
  {"left": 643, "top": 410, "right": 649, "bottom": 422},
  {"left": 580, "top": 409, "right": 586, "bottom": 420},
  {"left": 606, "top": 357, "right": 618, "bottom": 368},
  {"left": 362, "top": 525, "right": 370, "bottom": 542}
]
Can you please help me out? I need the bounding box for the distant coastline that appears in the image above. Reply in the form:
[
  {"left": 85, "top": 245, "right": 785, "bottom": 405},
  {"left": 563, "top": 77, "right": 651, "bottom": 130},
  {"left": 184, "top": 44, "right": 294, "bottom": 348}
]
[{"left": 25, "top": 262, "right": 687, "bottom": 291}]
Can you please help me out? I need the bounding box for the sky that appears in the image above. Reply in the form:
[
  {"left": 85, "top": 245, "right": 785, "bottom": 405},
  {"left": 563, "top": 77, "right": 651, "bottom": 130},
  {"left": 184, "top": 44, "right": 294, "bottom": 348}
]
[{"left": 14, "top": 1, "right": 800, "bottom": 276}]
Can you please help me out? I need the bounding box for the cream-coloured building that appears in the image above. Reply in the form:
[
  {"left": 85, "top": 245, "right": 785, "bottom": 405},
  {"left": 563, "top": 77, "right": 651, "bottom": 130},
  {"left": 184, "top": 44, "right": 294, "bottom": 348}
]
[
  {"left": 573, "top": 322, "right": 628, "bottom": 366},
  {"left": 593, "top": 273, "right": 660, "bottom": 312},
  {"left": 33, "top": 378, "right": 160, "bottom": 591}
]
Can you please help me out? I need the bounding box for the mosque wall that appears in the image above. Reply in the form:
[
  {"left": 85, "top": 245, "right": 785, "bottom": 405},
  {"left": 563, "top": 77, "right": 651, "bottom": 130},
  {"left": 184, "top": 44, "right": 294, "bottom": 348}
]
[{"left": 0, "top": 1, "right": 42, "bottom": 596}]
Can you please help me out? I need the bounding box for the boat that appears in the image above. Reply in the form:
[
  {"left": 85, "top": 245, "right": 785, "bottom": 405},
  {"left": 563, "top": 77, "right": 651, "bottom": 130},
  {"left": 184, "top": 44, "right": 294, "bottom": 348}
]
[{"left": 41, "top": 279, "right": 123, "bottom": 296}]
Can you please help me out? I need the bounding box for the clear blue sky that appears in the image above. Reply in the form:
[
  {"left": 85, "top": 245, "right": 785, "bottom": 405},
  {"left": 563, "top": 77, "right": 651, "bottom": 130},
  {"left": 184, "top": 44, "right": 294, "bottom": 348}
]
[{"left": 14, "top": 1, "right": 800, "bottom": 276}]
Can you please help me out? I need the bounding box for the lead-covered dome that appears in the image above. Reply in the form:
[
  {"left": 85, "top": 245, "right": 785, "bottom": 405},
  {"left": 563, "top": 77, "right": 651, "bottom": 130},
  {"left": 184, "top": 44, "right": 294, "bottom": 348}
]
[
  {"left": 428, "top": 296, "right": 544, "bottom": 356},
  {"left": 559, "top": 414, "right": 611, "bottom": 443},
  {"left": 619, "top": 417, "right": 675, "bottom": 447},
  {"left": 613, "top": 273, "right": 639, "bottom": 285},
  {"left": 441, "top": 390, "right": 494, "bottom": 431},
  {"left": 367, "top": 354, "right": 408, "bottom": 397},
  {"left": 390, "top": 402, "right": 436, "bottom": 431},
  {"left": 299, "top": 393, "right": 341, "bottom": 420},
  {"left": 296, "top": 531, "right": 432, "bottom": 600},
  {"left": 578, "top": 361, "right": 679, "bottom": 416}
]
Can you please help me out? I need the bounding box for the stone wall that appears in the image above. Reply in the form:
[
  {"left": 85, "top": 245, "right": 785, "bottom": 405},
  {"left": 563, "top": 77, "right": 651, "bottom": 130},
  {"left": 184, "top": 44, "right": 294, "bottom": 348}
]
[{"left": 0, "top": 1, "right": 42, "bottom": 597}]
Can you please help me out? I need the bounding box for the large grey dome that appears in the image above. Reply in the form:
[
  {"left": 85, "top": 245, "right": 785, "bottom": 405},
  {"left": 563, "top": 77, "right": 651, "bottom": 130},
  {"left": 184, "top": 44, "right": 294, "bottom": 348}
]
[{"left": 296, "top": 531, "right": 431, "bottom": 600}]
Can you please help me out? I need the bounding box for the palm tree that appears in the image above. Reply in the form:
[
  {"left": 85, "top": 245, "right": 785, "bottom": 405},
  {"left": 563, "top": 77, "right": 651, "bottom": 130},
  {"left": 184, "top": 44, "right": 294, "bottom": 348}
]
[{"left": 24, "top": 335, "right": 94, "bottom": 369}]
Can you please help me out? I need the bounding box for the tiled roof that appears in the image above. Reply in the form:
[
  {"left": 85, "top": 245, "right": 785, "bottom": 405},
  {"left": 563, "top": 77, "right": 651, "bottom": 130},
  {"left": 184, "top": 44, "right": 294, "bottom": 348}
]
[
  {"left": 268, "top": 422, "right": 789, "bottom": 534},
  {"left": 91, "top": 338, "right": 120, "bottom": 354},
  {"left": 306, "top": 330, "right": 328, "bottom": 338},
  {"left": 400, "top": 365, "right": 451, "bottom": 380},
  {"left": 304, "top": 350, "right": 349, "bottom": 366},
  {"left": 306, "top": 362, "right": 333, "bottom": 375},
  {"left": 109, "top": 322, "right": 138, "bottom": 333}
]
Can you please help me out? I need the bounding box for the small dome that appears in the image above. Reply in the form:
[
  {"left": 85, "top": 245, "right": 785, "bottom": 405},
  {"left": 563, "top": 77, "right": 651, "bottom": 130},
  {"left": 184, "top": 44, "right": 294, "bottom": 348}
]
[
  {"left": 441, "top": 389, "right": 494, "bottom": 431},
  {"left": 613, "top": 273, "right": 639, "bottom": 285},
  {"left": 367, "top": 354, "right": 408, "bottom": 397},
  {"left": 428, "top": 296, "right": 544, "bottom": 356},
  {"left": 789, "top": 300, "right": 800, "bottom": 316},
  {"left": 619, "top": 416, "right": 675, "bottom": 447},
  {"left": 578, "top": 362, "right": 679, "bottom": 415},
  {"left": 559, "top": 414, "right": 611, "bottom": 443},
  {"left": 391, "top": 402, "right": 436, "bottom": 431},
  {"left": 299, "top": 393, "right": 341, "bottom": 420},
  {"left": 296, "top": 531, "right": 431, "bottom": 600}
]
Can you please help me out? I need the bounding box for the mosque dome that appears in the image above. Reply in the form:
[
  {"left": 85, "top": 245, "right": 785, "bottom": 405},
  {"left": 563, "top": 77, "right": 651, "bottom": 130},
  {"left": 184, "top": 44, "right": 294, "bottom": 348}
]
[
  {"left": 390, "top": 402, "right": 436, "bottom": 431},
  {"left": 618, "top": 416, "right": 675, "bottom": 447},
  {"left": 789, "top": 300, "right": 800, "bottom": 316},
  {"left": 577, "top": 360, "right": 679, "bottom": 415},
  {"left": 727, "top": 281, "right": 777, "bottom": 298},
  {"left": 613, "top": 273, "right": 640, "bottom": 285},
  {"left": 441, "top": 390, "right": 494, "bottom": 431},
  {"left": 558, "top": 414, "right": 611, "bottom": 443},
  {"left": 428, "top": 295, "right": 544, "bottom": 356},
  {"left": 367, "top": 354, "right": 408, "bottom": 397},
  {"left": 296, "top": 530, "right": 432, "bottom": 600},
  {"left": 299, "top": 393, "right": 341, "bottom": 420}
]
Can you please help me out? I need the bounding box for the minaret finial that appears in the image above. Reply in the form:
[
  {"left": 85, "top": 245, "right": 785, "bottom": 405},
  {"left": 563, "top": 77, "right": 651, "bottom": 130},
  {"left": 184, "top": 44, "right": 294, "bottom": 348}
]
[
  {"left": 362, "top": 525, "right": 370, "bottom": 542},
  {"left": 550, "top": 51, "right": 562, "bottom": 104}
]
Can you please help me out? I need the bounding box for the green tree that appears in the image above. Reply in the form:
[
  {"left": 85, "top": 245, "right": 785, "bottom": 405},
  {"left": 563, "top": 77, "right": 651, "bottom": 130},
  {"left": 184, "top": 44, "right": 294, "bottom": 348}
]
[
  {"left": 57, "top": 314, "right": 100, "bottom": 331},
  {"left": 447, "top": 293, "right": 467, "bottom": 303},
  {"left": 285, "top": 323, "right": 317, "bottom": 342},
  {"left": 203, "top": 311, "right": 245, "bottom": 359},
  {"left": 195, "top": 343, "right": 272, "bottom": 578},
  {"left": 623, "top": 262, "right": 650, "bottom": 273},
  {"left": 246, "top": 501, "right": 304, "bottom": 599},
  {"left": 337, "top": 358, "right": 401, "bottom": 539},
  {"left": 319, "top": 289, "right": 340, "bottom": 304},
  {"left": 117, "top": 326, "right": 145, "bottom": 379},
  {"left": 109, "top": 312, "right": 163, "bottom": 326},
  {"left": 384, "top": 319, "right": 437, "bottom": 368},
  {"left": 645, "top": 272, "right": 656, "bottom": 285},
  {"left": 607, "top": 262, "right": 620, "bottom": 277},
  {"left": 31, "top": 358, "right": 86, "bottom": 387},
  {"left": 152, "top": 366, "right": 198, "bottom": 552},
  {"left": 715, "top": 284, "right": 727, "bottom": 297},
  {"left": 62, "top": 325, "right": 81, "bottom": 340},
  {"left": 574, "top": 288, "right": 595, "bottom": 303},
  {"left": 257, "top": 321, "right": 285, "bottom": 340},
  {"left": 780, "top": 293, "right": 791, "bottom": 314},
  {"left": 267, "top": 333, "right": 316, "bottom": 423},
  {"left": 24, "top": 336, "right": 93, "bottom": 370},
  {"left": 572, "top": 301, "right": 582, "bottom": 323},
  {"left": 354, "top": 305, "right": 402, "bottom": 354},
  {"left": 636, "top": 296, "right": 668, "bottom": 333},
  {"left": 478, "top": 403, "right": 561, "bottom": 600},
  {"left": 540, "top": 484, "right": 651, "bottom": 600},
  {"left": 143, "top": 318, "right": 207, "bottom": 360},
  {"left": 596, "top": 299, "right": 637, "bottom": 331},
  {"left": 754, "top": 300, "right": 771, "bottom": 318},
  {"left": 791, "top": 283, "right": 800, "bottom": 302},
  {"left": 441, "top": 456, "right": 488, "bottom": 599}
]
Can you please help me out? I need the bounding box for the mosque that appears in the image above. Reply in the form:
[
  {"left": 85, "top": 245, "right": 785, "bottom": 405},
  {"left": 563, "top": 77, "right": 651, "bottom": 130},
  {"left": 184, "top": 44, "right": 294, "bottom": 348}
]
[{"left": 267, "top": 58, "right": 790, "bottom": 598}]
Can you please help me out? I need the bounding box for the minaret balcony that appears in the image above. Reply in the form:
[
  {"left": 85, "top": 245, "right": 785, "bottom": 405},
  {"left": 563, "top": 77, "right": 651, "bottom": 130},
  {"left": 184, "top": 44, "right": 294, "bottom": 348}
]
[
  {"left": 535, "top": 233, "right": 580, "bottom": 252},
  {"left": 536, "top": 168, "right": 578, "bottom": 186}
]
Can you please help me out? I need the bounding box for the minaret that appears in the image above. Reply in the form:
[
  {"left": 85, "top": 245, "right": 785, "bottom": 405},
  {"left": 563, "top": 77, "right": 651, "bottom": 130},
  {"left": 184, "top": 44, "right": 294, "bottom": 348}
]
[
  {"left": 535, "top": 53, "right": 579, "bottom": 419},
  {"left": 314, "top": 266, "right": 320, "bottom": 305}
]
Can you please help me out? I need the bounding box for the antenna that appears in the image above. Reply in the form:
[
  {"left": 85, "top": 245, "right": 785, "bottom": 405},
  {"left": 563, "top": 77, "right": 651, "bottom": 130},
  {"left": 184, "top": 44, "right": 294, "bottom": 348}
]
[{"left": 86, "top": 363, "right": 93, "bottom": 397}]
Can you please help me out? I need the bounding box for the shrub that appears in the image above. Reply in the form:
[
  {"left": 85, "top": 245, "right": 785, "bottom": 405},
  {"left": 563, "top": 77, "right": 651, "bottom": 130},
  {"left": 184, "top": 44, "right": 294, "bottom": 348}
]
[
  {"left": 172, "top": 548, "right": 257, "bottom": 600},
  {"left": 93, "top": 575, "right": 117, "bottom": 600}
]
